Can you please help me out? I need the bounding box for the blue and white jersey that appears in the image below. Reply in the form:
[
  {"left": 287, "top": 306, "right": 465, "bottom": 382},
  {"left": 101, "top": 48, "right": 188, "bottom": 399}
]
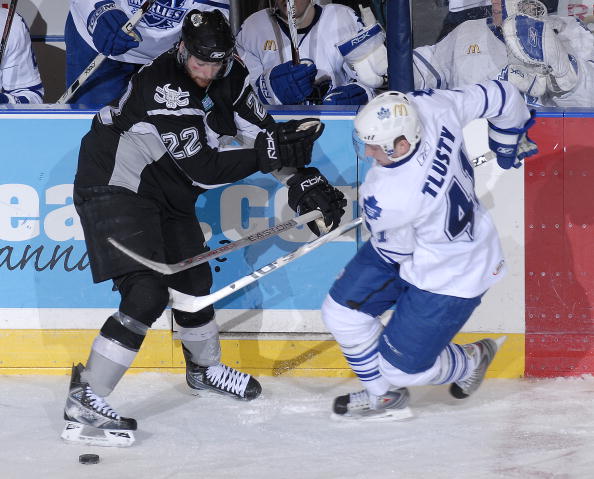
[
  {"left": 0, "top": 10, "right": 43, "bottom": 103},
  {"left": 359, "top": 81, "right": 530, "bottom": 298},
  {"left": 236, "top": 3, "right": 372, "bottom": 105},
  {"left": 413, "top": 16, "right": 594, "bottom": 107},
  {"left": 69, "top": 0, "right": 230, "bottom": 64}
]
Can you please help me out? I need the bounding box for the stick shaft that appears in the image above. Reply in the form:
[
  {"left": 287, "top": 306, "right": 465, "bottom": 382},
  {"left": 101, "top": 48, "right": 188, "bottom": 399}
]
[
  {"left": 108, "top": 210, "right": 323, "bottom": 275},
  {"left": 176, "top": 217, "right": 363, "bottom": 312},
  {"left": 0, "top": 0, "right": 19, "bottom": 66},
  {"left": 286, "top": 0, "right": 300, "bottom": 64},
  {"left": 56, "top": 0, "right": 157, "bottom": 104}
]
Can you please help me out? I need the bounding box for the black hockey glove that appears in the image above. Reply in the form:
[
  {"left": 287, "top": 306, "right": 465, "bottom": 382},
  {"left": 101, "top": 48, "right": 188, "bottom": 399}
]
[
  {"left": 255, "top": 118, "right": 325, "bottom": 173},
  {"left": 287, "top": 167, "right": 347, "bottom": 236}
]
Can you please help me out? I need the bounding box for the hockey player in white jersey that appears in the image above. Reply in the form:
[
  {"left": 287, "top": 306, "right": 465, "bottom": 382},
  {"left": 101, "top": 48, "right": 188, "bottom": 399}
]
[
  {"left": 0, "top": 9, "right": 43, "bottom": 104},
  {"left": 323, "top": 80, "right": 538, "bottom": 419},
  {"left": 235, "top": 0, "right": 385, "bottom": 105},
  {"left": 413, "top": 0, "right": 594, "bottom": 107},
  {"left": 65, "top": 0, "right": 230, "bottom": 106}
]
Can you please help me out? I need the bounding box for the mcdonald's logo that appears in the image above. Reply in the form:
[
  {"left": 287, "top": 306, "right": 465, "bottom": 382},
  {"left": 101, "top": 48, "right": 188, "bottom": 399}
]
[
  {"left": 467, "top": 44, "right": 481, "bottom": 54},
  {"left": 393, "top": 104, "right": 408, "bottom": 116},
  {"left": 263, "top": 40, "right": 277, "bottom": 51}
]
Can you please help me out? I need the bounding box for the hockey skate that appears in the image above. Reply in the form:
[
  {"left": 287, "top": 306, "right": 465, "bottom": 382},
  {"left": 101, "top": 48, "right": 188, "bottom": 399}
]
[
  {"left": 332, "top": 388, "right": 412, "bottom": 421},
  {"left": 61, "top": 363, "right": 137, "bottom": 447},
  {"left": 450, "top": 336, "right": 507, "bottom": 399},
  {"left": 183, "top": 346, "right": 262, "bottom": 401}
]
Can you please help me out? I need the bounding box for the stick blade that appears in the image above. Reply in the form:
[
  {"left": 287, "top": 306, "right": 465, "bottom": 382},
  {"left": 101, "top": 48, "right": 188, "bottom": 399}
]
[{"left": 107, "top": 237, "right": 177, "bottom": 275}]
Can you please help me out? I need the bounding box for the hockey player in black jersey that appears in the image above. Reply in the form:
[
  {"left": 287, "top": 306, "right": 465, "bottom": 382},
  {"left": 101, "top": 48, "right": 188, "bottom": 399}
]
[{"left": 61, "top": 9, "right": 346, "bottom": 447}]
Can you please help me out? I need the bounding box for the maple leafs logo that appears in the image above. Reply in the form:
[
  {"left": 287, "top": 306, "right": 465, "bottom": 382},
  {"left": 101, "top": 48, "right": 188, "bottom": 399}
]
[{"left": 363, "top": 195, "right": 382, "bottom": 220}]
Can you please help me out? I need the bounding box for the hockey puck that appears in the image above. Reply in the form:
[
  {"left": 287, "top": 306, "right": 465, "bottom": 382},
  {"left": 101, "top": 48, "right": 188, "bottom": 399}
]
[{"left": 79, "top": 454, "right": 100, "bottom": 465}]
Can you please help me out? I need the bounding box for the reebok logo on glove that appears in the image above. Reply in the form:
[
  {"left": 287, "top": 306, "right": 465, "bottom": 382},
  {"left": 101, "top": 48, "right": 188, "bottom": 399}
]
[
  {"left": 496, "top": 146, "right": 515, "bottom": 155},
  {"left": 299, "top": 175, "right": 323, "bottom": 191},
  {"left": 266, "top": 131, "right": 277, "bottom": 160}
]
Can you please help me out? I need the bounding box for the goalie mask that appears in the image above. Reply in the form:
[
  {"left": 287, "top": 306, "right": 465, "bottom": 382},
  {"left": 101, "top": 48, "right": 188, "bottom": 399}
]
[
  {"left": 498, "top": 0, "right": 548, "bottom": 20},
  {"left": 353, "top": 91, "right": 421, "bottom": 163},
  {"left": 178, "top": 9, "right": 234, "bottom": 79}
]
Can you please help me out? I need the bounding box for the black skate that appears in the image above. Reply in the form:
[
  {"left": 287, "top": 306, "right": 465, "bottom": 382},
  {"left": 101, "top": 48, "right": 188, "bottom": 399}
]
[
  {"left": 333, "top": 388, "right": 412, "bottom": 421},
  {"left": 450, "top": 336, "right": 507, "bottom": 399},
  {"left": 183, "top": 346, "right": 262, "bottom": 401},
  {"left": 61, "top": 363, "right": 136, "bottom": 447}
]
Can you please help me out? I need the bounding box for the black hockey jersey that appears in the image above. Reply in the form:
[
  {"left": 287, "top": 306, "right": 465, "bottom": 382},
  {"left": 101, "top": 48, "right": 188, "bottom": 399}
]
[{"left": 74, "top": 51, "right": 274, "bottom": 212}]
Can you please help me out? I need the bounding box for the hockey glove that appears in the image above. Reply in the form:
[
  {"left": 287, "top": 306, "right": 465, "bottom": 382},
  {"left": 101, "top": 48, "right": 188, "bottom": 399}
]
[
  {"left": 322, "top": 84, "right": 369, "bottom": 105},
  {"left": 255, "top": 119, "right": 325, "bottom": 173},
  {"left": 87, "top": 1, "right": 141, "bottom": 56},
  {"left": 503, "top": 14, "right": 578, "bottom": 93},
  {"left": 268, "top": 60, "right": 317, "bottom": 104},
  {"left": 488, "top": 109, "right": 538, "bottom": 170},
  {"left": 0, "top": 93, "right": 9, "bottom": 104},
  {"left": 287, "top": 167, "right": 347, "bottom": 236}
]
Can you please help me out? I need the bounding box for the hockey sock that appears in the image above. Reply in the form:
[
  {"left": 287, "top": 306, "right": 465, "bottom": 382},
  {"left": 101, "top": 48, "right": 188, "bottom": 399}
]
[
  {"left": 81, "top": 335, "right": 137, "bottom": 397},
  {"left": 178, "top": 320, "right": 221, "bottom": 367},
  {"left": 429, "top": 342, "right": 478, "bottom": 385}
]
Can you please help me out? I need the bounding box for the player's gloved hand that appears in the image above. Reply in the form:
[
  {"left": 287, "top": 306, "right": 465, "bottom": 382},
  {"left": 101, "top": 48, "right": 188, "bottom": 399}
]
[
  {"left": 322, "top": 84, "right": 369, "bottom": 105},
  {"left": 87, "top": 1, "right": 141, "bottom": 56},
  {"left": 255, "top": 118, "right": 325, "bottom": 173},
  {"left": 488, "top": 109, "right": 538, "bottom": 169},
  {"left": 287, "top": 167, "right": 347, "bottom": 236},
  {"left": 503, "top": 14, "right": 578, "bottom": 93},
  {"left": 269, "top": 60, "right": 317, "bottom": 104},
  {"left": 0, "top": 93, "right": 9, "bottom": 104}
]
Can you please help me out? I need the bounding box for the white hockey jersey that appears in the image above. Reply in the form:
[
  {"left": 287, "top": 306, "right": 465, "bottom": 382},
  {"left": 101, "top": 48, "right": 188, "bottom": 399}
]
[
  {"left": 413, "top": 16, "right": 594, "bottom": 107},
  {"left": 236, "top": 4, "right": 372, "bottom": 105},
  {"left": 0, "top": 10, "right": 43, "bottom": 103},
  {"left": 359, "top": 81, "right": 530, "bottom": 298},
  {"left": 69, "top": 0, "right": 230, "bottom": 64}
]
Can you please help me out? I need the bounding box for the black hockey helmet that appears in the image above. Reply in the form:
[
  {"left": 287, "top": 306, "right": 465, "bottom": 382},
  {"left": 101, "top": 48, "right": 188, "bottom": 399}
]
[{"left": 180, "top": 9, "right": 234, "bottom": 78}]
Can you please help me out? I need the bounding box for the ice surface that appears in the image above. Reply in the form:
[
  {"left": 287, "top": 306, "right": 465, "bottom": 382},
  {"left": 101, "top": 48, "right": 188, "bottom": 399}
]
[{"left": 1, "top": 374, "right": 593, "bottom": 478}]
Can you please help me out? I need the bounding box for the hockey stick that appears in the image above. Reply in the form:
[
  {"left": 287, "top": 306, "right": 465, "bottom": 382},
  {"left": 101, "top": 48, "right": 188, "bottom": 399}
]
[
  {"left": 107, "top": 209, "right": 324, "bottom": 275},
  {"left": 56, "top": 0, "right": 157, "bottom": 104},
  {"left": 472, "top": 150, "right": 495, "bottom": 167},
  {"left": 174, "top": 216, "right": 363, "bottom": 312},
  {"left": 286, "top": 0, "right": 300, "bottom": 64},
  {"left": 110, "top": 150, "right": 496, "bottom": 275},
  {"left": 0, "top": 0, "right": 18, "bottom": 66}
]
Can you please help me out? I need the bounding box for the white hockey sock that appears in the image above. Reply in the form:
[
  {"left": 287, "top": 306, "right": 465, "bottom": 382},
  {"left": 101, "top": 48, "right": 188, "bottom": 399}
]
[
  {"left": 429, "top": 343, "right": 478, "bottom": 385},
  {"left": 340, "top": 329, "right": 391, "bottom": 396}
]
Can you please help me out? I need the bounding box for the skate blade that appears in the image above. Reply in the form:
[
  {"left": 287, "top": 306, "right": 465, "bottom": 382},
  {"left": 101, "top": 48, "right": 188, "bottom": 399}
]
[
  {"left": 495, "top": 335, "right": 507, "bottom": 350},
  {"left": 61, "top": 421, "right": 135, "bottom": 447},
  {"left": 331, "top": 406, "right": 414, "bottom": 422}
]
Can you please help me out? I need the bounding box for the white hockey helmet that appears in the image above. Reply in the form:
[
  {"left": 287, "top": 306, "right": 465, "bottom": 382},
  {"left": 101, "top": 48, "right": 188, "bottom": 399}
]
[{"left": 353, "top": 91, "right": 421, "bottom": 162}]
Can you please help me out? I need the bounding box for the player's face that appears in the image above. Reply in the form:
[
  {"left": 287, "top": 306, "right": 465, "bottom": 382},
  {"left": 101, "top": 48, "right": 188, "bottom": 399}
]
[
  {"left": 185, "top": 54, "right": 224, "bottom": 87},
  {"left": 275, "top": 0, "right": 311, "bottom": 19},
  {"left": 364, "top": 138, "right": 411, "bottom": 166}
]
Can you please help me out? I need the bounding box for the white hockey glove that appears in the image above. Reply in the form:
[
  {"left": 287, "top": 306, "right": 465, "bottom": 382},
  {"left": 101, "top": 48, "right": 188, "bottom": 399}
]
[
  {"left": 488, "top": 110, "right": 538, "bottom": 170},
  {"left": 507, "top": 63, "right": 547, "bottom": 97},
  {"left": 503, "top": 14, "right": 578, "bottom": 94},
  {"left": 336, "top": 23, "right": 387, "bottom": 89}
]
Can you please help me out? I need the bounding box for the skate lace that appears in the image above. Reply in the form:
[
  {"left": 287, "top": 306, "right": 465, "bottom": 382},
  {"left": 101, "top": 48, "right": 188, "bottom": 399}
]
[
  {"left": 206, "top": 364, "right": 250, "bottom": 396},
  {"left": 85, "top": 386, "right": 120, "bottom": 419},
  {"left": 348, "top": 390, "right": 371, "bottom": 410}
]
